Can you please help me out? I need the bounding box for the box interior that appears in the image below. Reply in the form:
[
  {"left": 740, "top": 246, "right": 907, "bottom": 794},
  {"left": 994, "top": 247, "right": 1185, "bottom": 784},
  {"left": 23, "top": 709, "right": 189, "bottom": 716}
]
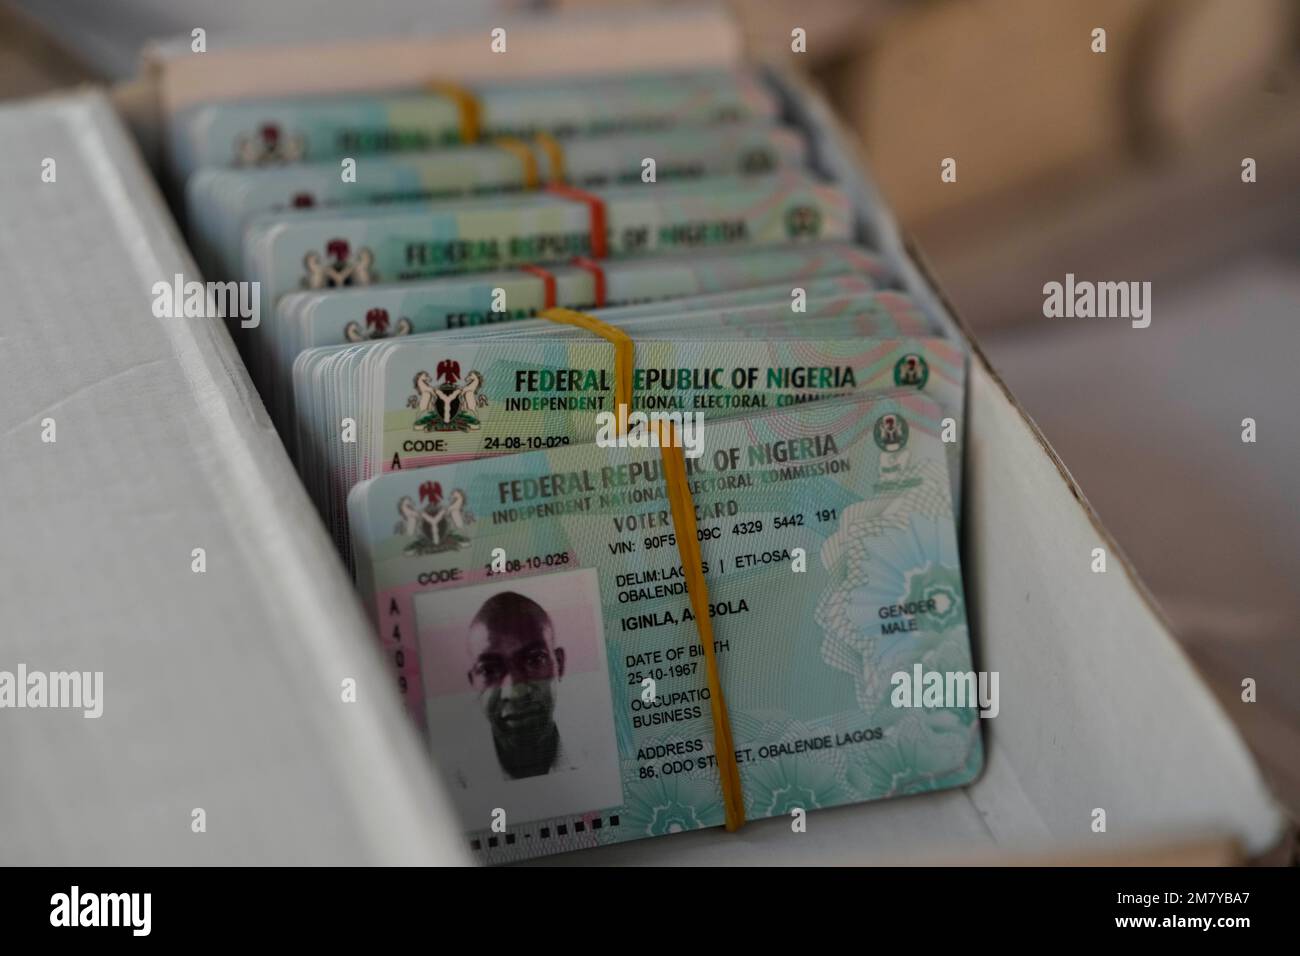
[{"left": 1, "top": 5, "right": 1285, "bottom": 863}]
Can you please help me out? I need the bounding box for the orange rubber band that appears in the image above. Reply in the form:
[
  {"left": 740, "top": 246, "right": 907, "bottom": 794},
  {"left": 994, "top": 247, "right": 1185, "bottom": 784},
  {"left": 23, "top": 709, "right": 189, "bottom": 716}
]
[
  {"left": 493, "top": 137, "right": 540, "bottom": 189},
  {"left": 534, "top": 309, "right": 746, "bottom": 832},
  {"left": 537, "top": 309, "right": 631, "bottom": 423},
  {"left": 533, "top": 131, "right": 567, "bottom": 184},
  {"left": 520, "top": 264, "right": 557, "bottom": 309},
  {"left": 426, "top": 81, "right": 481, "bottom": 143},
  {"left": 547, "top": 183, "right": 608, "bottom": 259},
  {"left": 571, "top": 256, "right": 608, "bottom": 308},
  {"left": 657, "top": 420, "right": 745, "bottom": 832}
]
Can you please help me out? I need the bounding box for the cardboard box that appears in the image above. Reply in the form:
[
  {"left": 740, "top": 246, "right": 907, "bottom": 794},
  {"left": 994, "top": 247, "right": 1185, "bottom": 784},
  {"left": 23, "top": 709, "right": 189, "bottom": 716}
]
[
  {"left": 0, "top": 89, "right": 468, "bottom": 866},
  {"left": 1, "top": 5, "right": 1288, "bottom": 864}
]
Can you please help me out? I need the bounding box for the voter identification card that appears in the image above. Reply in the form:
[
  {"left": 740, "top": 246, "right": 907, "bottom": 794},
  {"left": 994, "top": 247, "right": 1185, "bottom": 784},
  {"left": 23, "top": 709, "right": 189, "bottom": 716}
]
[
  {"left": 297, "top": 333, "right": 966, "bottom": 565},
  {"left": 367, "top": 334, "right": 963, "bottom": 484},
  {"left": 270, "top": 254, "right": 899, "bottom": 429},
  {"left": 242, "top": 172, "right": 852, "bottom": 398},
  {"left": 431, "top": 287, "right": 928, "bottom": 341},
  {"left": 169, "top": 69, "right": 781, "bottom": 178},
  {"left": 286, "top": 292, "right": 924, "bottom": 531},
  {"left": 278, "top": 277, "right": 894, "bottom": 446},
  {"left": 346, "top": 391, "right": 982, "bottom": 863},
  {"left": 273, "top": 241, "right": 889, "bottom": 379},
  {"left": 242, "top": 171, "right": 851, "bottom": 316},
  {"left": 289, "top": 303, "right": 945, "bottom": 547},
  {"left": 189, "top": 123, "right": 807, "bottom": 278}
]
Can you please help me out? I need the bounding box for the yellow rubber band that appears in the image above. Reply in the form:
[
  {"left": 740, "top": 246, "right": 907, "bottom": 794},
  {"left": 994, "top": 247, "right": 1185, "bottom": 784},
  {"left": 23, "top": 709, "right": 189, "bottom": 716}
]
[
  {"left": 537, "top": 309, "right": 632, "bottom": 428},
  {"left": 533, "top": 131, "right": 567, "bottom": 184},
  {"left": 426, "top": 81, "right": 482, "bottom": 143},
  {"left": 535, "top": 308, "right": 745, "bottom": 832},
  {"left": 657, "top": 421, "right": 746, "bottom": 832},
  {"left": 493, "top": 137, "right": 540, "bottom": 189}
]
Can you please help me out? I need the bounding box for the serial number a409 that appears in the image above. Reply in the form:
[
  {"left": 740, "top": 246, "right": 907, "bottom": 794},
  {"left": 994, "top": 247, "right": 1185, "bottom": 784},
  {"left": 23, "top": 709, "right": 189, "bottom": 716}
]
[{"left": 483, "top": 435, "right": 571, "bottom": 451}]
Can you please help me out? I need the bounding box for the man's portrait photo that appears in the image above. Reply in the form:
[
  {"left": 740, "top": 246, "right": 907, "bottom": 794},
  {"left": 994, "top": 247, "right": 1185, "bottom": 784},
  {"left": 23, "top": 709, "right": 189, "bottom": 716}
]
[
  {"left": 467, "top": 590, "right": 571, "bottom": 780},
  {"left": 413, "top": 568, "right": 623, "bottom": 826}
]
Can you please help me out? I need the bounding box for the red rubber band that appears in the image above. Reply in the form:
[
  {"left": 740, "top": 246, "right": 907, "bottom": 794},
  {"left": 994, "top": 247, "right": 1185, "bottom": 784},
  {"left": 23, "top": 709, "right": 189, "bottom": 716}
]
[
  {"left": 571, "top": 256, "right": 608, "bottom": 308},
  {"left": 547, "top": 183, "right": 608, "bottom": 259},
  {"left": 520, "top": 264, "right": 557, "bottom": 309}
]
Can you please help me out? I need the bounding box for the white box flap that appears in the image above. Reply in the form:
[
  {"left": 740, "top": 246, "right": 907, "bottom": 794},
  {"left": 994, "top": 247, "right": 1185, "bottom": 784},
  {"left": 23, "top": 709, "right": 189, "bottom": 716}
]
[{"left": 0, "top": 90, "right": 467, "bottom": 865}]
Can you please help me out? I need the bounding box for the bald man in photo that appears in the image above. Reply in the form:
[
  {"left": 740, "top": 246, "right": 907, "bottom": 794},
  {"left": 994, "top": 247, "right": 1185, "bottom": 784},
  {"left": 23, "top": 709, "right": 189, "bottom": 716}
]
[{"left": 467, "top": 591, "right": 571, "bottom": 779}]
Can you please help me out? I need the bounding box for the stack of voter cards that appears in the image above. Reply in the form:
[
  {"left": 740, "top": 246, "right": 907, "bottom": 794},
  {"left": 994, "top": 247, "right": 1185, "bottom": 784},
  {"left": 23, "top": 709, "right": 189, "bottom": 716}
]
[{"left": 170, "top": 68, "right": 981, "bottom": 863}]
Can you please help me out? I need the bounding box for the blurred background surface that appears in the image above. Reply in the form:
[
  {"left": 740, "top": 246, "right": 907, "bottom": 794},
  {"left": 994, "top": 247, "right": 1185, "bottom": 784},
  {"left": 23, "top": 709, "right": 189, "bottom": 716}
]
[{"left": 2, "top": 0, "right": 1297, "bottom": 817}]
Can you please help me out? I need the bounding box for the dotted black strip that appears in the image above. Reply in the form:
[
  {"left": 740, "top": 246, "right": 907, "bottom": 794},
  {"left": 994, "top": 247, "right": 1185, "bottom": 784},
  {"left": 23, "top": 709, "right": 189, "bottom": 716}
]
[{"left": 469, "top": 814, "right": 621, "bottom": 851}]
